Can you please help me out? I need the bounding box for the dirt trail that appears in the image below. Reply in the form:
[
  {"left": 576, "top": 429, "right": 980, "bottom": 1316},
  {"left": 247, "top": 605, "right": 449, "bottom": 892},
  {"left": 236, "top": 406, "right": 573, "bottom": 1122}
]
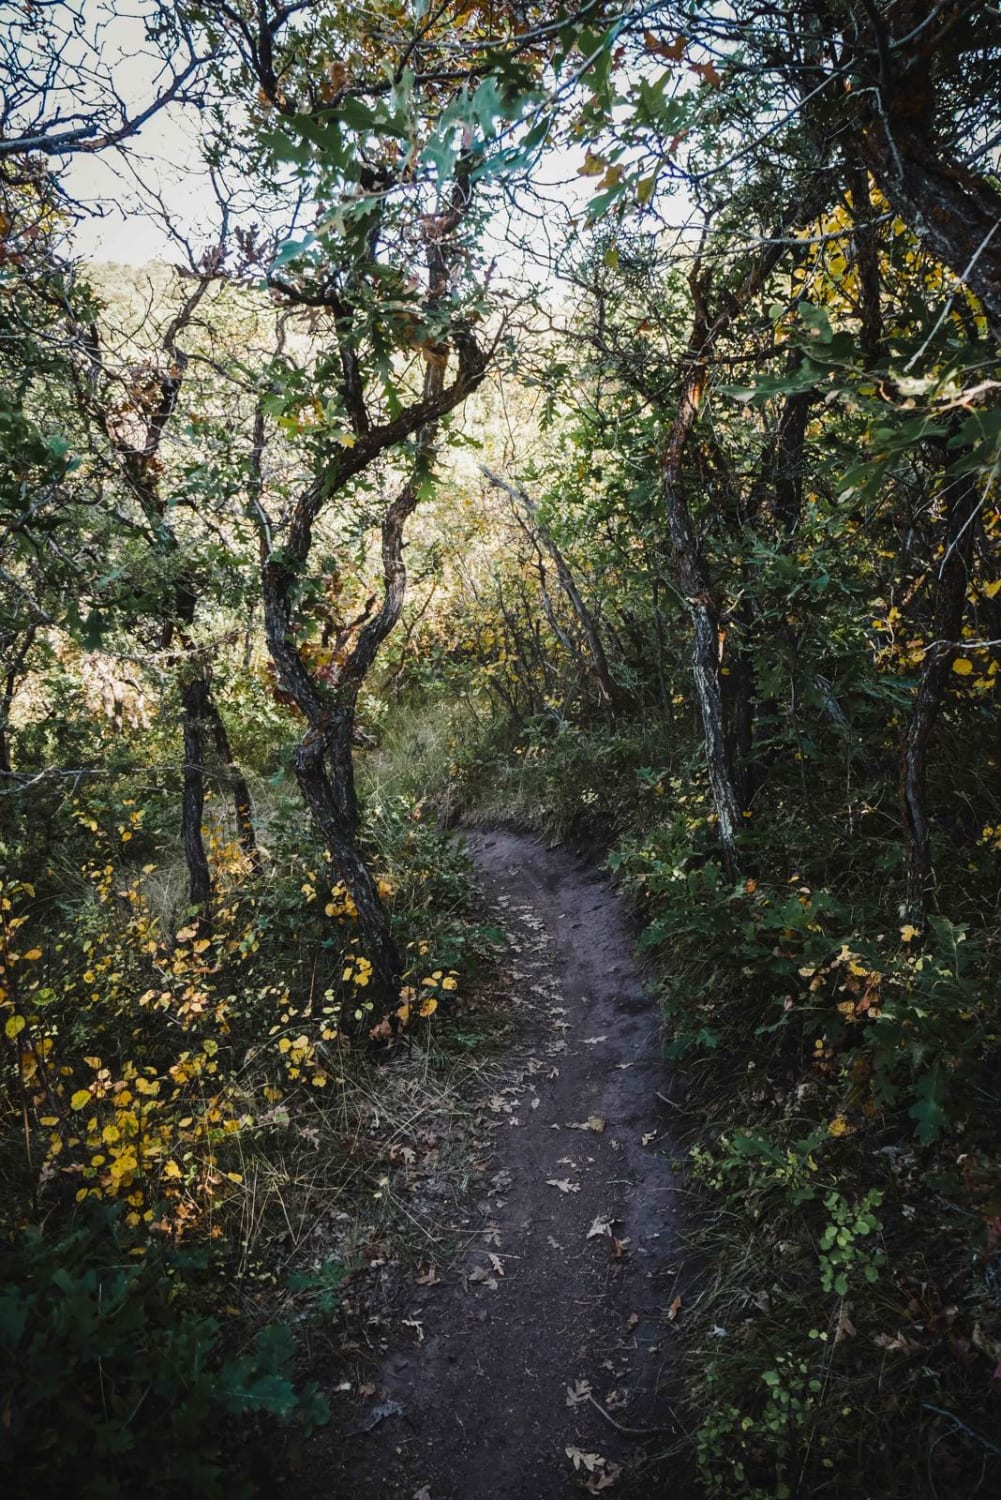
[{"left": 321, "top": 829, "right": 689, "bottom": 1499}]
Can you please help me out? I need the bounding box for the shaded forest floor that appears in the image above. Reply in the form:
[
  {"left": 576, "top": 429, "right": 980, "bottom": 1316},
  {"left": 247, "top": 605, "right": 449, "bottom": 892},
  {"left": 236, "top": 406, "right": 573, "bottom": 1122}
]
[{"left": 285, "top": 829, "right": 693, "bottom": 1499}]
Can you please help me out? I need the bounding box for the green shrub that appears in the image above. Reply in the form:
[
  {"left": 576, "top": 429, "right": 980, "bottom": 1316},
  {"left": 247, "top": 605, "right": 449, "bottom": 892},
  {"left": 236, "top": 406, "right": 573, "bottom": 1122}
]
[{"left": 0, "top": 1207, "right": 328, "bottom": 1498}]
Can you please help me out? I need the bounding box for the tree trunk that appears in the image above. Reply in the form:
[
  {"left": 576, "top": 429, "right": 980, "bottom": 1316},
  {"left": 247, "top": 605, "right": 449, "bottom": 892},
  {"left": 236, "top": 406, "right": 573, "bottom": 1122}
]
[
  {"left": 293, "top": 721, "right": 401, "bottom": 999},
  {"left": 480, "top": 466, "right": 618, "bottom": 709},
  {"left": 723, "top": 603, "right": 757, "bottom": 809},
  {"left": 179, "top": 673, "right": 212, "bottom": 916},
  {"left": 204, "top": 693, "right": 261, "bottom": 870},
  {"left": 662, "top": 354, "right": 743, "bottom": 876},
  {"left": 900, "top": 465, "right": 980, "bottom": 927},
  {"left": 859, "top": 119, "right": 1001, "bottom": 337},
  {"left": 850, "top": 3, "right": 1001, "bottom": 338},
  {"left": 0, "top": 626, "right": 35, "bottom": 780}
]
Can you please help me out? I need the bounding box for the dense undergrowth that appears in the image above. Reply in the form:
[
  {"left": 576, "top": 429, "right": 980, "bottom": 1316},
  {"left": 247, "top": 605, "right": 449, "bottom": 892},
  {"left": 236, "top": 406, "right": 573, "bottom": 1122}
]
[
  {"left": 0, "top": 693, "right": 507, "bottom": 1495},
  {"left": 420, "top": 689, "right": 1001, "bottom": 1498}
]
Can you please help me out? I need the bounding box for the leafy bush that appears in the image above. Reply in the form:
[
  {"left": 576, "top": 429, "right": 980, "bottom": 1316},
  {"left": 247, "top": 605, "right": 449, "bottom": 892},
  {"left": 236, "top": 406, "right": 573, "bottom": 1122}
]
[{"left": 0, "top": 1207, "right": 329, "bottom": 1498}]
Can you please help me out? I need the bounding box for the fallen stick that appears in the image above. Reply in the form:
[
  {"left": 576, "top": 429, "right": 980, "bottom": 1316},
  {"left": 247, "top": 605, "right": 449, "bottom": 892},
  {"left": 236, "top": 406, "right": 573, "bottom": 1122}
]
[{"left": 587, "top": 1393, "right": 674, "bottom": 1438}]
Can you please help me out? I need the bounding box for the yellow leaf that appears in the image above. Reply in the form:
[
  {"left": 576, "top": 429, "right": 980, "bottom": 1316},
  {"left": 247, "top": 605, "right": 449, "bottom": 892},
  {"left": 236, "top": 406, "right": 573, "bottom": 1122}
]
[
  {"left": 827, "top": 1115, "right": 849, "bottom": 1137},
  {"left": 193, "top": 938, "right": 211, "bottom": 954},
  {"left": 175, "top": 924, "right": 198, "bottom": 944},
  {"left": 636, "top": 174, "right": 657, "bottom": 206},
  {"left": 163, "top": 1160, "right": 182, "bottom": 1180},
  {"left": 23, "top": 948, "right": 42, "bottom": 961},
  {"left": 441, "top": 976, "right": 457, "bottom": 991},
  {"left": 4, "top": 1014, "right": 25, "bottom": 1039},
  {"left": 982, "top": 580, "right": 1001, "bottom": 598},
  {"left": 578, "top": 150, "right": 606, "bottom": 178},
  {"left": 952, "top": 657, "right": 973, "bottom": 675},
  {"left": 419, "top": 997, "right": 438, "bottom": 1018},
  {"left": 899, "top": 924, "right": 920, "bottom": 943},
  {"left": 70, "top": 1089, "right": 92, "bottom": 1110}
]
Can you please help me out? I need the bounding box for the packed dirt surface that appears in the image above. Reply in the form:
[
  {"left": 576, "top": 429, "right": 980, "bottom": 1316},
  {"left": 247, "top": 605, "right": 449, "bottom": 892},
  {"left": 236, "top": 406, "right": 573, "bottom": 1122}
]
[{"left": 304, "top": 830, "right": 690, "bottom": 1499}]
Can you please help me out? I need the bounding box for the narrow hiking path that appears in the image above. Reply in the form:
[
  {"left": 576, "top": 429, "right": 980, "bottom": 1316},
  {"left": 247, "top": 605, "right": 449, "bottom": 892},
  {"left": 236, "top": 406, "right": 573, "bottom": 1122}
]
[{"left": 314, "top": 830, "right": 690, "bottom": 1499}]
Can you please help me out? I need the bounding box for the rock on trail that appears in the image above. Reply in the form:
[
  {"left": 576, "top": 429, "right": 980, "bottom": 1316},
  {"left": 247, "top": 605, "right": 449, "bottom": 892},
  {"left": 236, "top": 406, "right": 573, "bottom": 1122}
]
[{"left": 321, "top": 829, "right": 689, "bottom": 1499}]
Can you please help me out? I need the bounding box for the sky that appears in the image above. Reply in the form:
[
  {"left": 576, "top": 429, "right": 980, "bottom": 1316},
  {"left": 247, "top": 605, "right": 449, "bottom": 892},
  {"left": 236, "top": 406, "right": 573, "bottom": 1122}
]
[
  {"left": 46, "top": 1, "right": 593, "bottom": 277},
  {"left": 47, "top": 1, "right": 689, "bottom": 286}
]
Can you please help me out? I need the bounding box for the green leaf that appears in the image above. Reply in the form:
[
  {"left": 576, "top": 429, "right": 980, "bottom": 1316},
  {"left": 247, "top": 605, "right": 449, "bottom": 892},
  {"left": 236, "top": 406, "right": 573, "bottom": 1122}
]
[{"left": 909, "top": 1061, "right": 949, "bottom": 1144}]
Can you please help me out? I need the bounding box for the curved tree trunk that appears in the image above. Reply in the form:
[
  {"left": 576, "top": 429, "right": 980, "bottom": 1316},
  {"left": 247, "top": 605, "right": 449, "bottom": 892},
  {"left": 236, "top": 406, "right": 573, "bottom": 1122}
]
[{"left": 851, "top": 2, "right": 1001, "bottom": 337}]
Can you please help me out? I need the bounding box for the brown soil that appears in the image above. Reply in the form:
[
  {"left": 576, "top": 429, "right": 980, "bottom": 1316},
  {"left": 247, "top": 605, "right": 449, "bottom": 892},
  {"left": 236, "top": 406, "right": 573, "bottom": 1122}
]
[{"left": 292, "top": 829, "right": 692, "bottom": 1499}]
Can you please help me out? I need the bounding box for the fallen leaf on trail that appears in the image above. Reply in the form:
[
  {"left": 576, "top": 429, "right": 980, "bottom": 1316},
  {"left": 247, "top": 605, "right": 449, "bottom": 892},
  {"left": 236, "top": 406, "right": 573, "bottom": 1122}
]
[
  {"left": 667, "top": 1295, "right": 682, "bottom": 1322},
  {"left": 468, "top": 1266, "right": 498, "bottom": 1290},
  {"left": 547, "top": 1178, "right": 580, "bottom": 1193},
  {"left": 415, "top": 1264, "right": 440, "bottom": 1286},
  {"left": 566, "top": 1379, "right": 593, "bottom": 1407},
  {"left": 641, "top": 1131, "right": 657, "bottom": 1146},
  {"left": 413, "top": 1488, "right": 432, "bottom": 1500},
  {"left": 611, "top": 1236, "right": 630, "bottom": 1260},
  {"left": 627, "top": 1312, "right": 640, "bottom": 1329},
  {"left": 547, "top": 1235, "right": 563, "bottom": 1250},
  {"left": 569, "top": 1115, "right": 606, "bottom": 1133},
  {"left": 566, "top": 1447, "right": 604, "bottom": 1473},
  {"left": 587, "top": 1215, "right": 614, "bottom": 1240},
  {"left": 873, "top": 1330, "right": 922, "bottom": 1355},
  {"left": 487, "top": 1252, "right": 505, "bottom": 1276},
  {"left": 835, "top": 1311, "right": 857, "bottom": 1342},
  {"left": 359, "top": 1382, "right": 377, "bottom": 1397},
  {"left": 549, "top": 1067, "right": 560, "bottom": 1078},
  {"left": 566, "top": 1448, "right": 621, "bottom": 1490},
  {"left": 483, "top": 1221, "right": 501, "bottom": 1246},
  {"left": 583, "top": 1035, "right": 608, "bottom": 1045},
  {"left": 615, "top": 1062, "right": 633, "bottom": 1070}
]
